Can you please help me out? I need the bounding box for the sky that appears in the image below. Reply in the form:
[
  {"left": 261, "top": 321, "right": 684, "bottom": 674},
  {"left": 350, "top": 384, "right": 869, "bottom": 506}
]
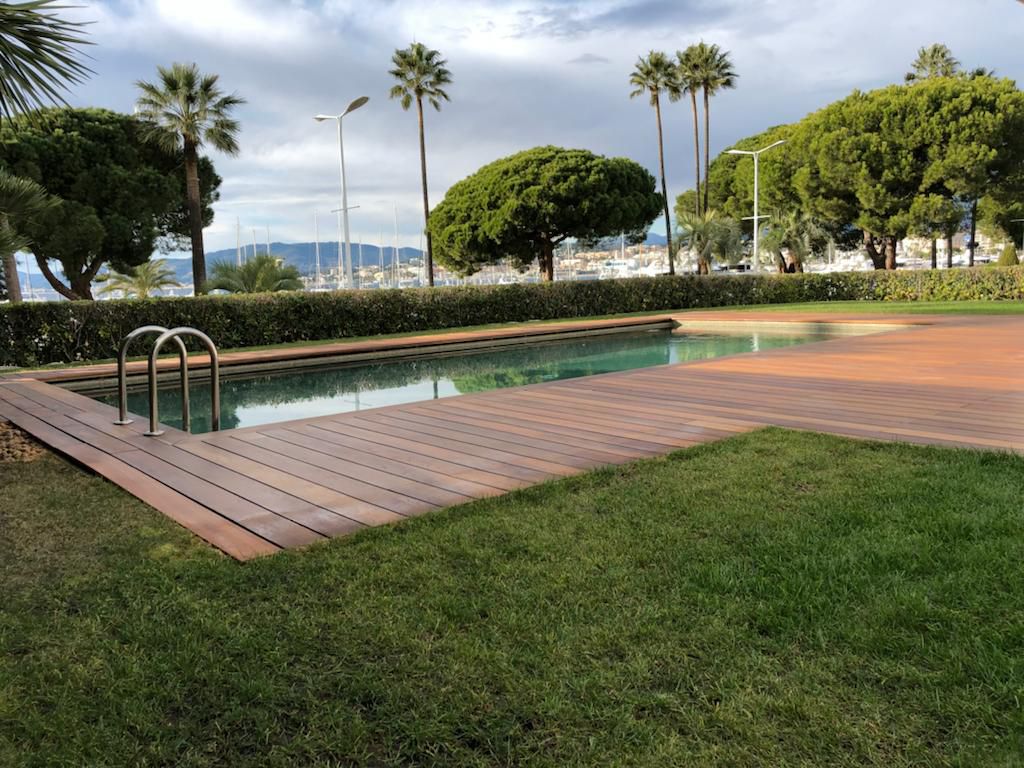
[{"left": 58, "top": 0, "right": 1024, "bottom": 255}]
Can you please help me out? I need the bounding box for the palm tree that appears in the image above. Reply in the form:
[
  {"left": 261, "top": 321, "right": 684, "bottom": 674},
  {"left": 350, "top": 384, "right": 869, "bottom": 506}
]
[
  {"left": 96, "top": 258, "right": 182, "bottom": 298},
  {"left": 389, "top": 42, "right": 452, "bottom": 288},
  {"left": 630, "top": 51, "right": 680, "bottom": 274},
  {"left": 0, "top": 170, "right": 53, "bottom": 303},
  {"left": 905, "top": 44, "right": 960, "bottom": 82},
  {"left": 688, "top": 42, "right": 737, "bottom": 214},
  {"left": 676, "top": 47, "right": 703, "bottom": 217},
  {"left": 677, "top": 209, "right": 739, "bottom": 275},
  {"left": 206, "top": 253, "right": 301, "bottom": 294},
  {"left": 135, "top": 63, "right": 244, "bottom": 293},
  {"left": 0, "top": 0, "right": 91, "bottom": 120}
]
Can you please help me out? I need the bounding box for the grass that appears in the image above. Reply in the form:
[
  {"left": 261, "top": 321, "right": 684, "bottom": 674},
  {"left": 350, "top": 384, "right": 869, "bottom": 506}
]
[{"left": 2, "top": 428, "right": 1023, "bottom": 766}]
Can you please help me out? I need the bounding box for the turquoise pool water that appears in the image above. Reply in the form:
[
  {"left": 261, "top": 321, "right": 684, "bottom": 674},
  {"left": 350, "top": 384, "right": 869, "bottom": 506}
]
[{"left": 100, "top": 327, "right": 844, "bottom": 434}]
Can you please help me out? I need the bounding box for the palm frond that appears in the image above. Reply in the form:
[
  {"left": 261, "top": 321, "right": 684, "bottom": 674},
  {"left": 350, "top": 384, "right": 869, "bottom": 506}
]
[{"left": 0, "top": 0, "right": 93, "bottom": 119}]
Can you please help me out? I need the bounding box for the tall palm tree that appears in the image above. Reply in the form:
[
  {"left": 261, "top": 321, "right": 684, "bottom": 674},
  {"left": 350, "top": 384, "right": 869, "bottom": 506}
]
[
  {"left": 676, "top": 47, "right": 703, "bottom": 217},
  {"left": 389, "top": 42, "right": 452, "bottom": 288},
  {"left": 206, "top": 253, "right": 301, "bottom": 294},
  {"left": 905, "top": 44, "right": 960, "bottom": 82},
  {"left": 0, "top": 0, "right": 91, "bottom": 120},
  {"left": 689, "top": 42, "right": 737, "bottom": 214},
  {"left": 0, "top": 170, "right": 53, "bottom": 303},
  {"left": 135, "top": 63, "right": 244, "bottom": 293},
  {"left": 96, "top": 258, "right": 182, "bottom": 298},
  {"left": 629, "top": 50, "right": 679, "bottom": 274}
]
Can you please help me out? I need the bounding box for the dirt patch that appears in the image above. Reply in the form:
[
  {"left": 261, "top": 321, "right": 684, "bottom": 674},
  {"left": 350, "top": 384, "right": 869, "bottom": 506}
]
[{"left": 0, "top": 420, "right": 45, "bottom": 462}]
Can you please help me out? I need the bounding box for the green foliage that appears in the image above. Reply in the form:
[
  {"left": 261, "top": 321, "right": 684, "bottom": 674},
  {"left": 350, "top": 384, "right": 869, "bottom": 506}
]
[
  {"left": 3, "top": 266, "right": 1023, "bottom": 367},
  {"left": 429, "top": 146, "right": 663, "bottom": 280},
  {"left": 676, "top": 209, "right": 741, "bottom": 273},
  {"left": 997, "top": 244, "right": 1019, "bottom": 267},
  {"left": 905, "top": 43, "right": 960, "bottom": 82},
  {"left": 0, "top": 108, "right": 221, "bottom": 300},
  {"left": 708, "top": 76, "right": 1024, "bottom": 269},
  {"left": 628, "top": 50, "right": 680, "bottom": 106},
  {"left": 206, "top": 253, "right": 302, "bottom": 294},
  {"left": 96, "top": 258, "right": 182, "bottom": 299},
  {"left": 388, "top": 42, "right": 451, "bottom": 112},
  {"left": 0, "top": 0, "right": 91, "bottom": 119}
]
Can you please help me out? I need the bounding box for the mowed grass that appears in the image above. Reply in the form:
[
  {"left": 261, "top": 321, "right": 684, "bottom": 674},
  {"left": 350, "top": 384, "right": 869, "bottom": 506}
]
[{"left": 2, "top": 428, "right": 1023, "bottom": 766}]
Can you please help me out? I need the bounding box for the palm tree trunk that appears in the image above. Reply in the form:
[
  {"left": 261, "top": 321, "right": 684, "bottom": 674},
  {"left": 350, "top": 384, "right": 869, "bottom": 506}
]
[
  {"left": 653, "top": 96, "right": 674, "bottom": 275},
  {"left": 689, "top": 90, "right": 701, "bottom": 216},
  {"left": 183, "top": 140, "right": 207, "bottom": 294},
  {"left": 2, "top": 249, "right": 22, "bottom": 303},
  {"left": 702, "top": 88, "right": 711, "bottom": 214},
  {"left": 416, "top": 97, "right": 434, "bottom": 287}
]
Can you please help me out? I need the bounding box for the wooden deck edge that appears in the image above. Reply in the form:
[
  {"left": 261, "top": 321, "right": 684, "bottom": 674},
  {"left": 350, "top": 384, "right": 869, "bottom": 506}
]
[
  {"left": 13, "top": 314, "right": 677, "bottom": 384},
  {"left": 0, "top": 399, "right": 279, "bottom": 561}
]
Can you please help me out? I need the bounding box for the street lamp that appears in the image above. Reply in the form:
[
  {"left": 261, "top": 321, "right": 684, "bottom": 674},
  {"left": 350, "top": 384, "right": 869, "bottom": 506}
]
[
  {"left": 726, "top": 139, "right": 785, "bottom": 273},
  {"left": 315, "top": 95, "right": 369, "bottom": 289}
]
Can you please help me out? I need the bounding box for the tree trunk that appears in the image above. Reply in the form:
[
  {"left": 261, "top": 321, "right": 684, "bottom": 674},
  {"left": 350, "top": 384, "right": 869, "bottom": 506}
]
[
  {"left": 863, "top": 232, "right": 886, "bottom": 270},
  {"left": 653, "top": 95, "right": 674, "bottom": 275},
  {"left": 930, "top": 238, "right": 937, "bottom": 269},
  {"left": 2, "top": 249, "right": 21, "bottom": 303},
  {"left": 689, "top": 90, "right": 701, "bottom": 217},
  {"left": 540, "top": 240, "right": 555, "bottom": 282},
  {"left": 183, "top": 140, "right": 206, "bottom": 294},
  {"left": 34, "top": 254, "right": 80, "bottom": 300},
  {"left": 945, "top": 234, "right": 954, "bottom": 269},
  {"left": 968, "top": 199, "right": 977, "bottom": 267},
  {"left": 702, "top": 88, "right": 711, "bottom": 214},
  {"left": 884, "top": 236, "right": 897, "bottom": 270},
  {"left": 774, "top": 250, "right": 786, "bottom": 273},
  {"left": 416, "top": 97, "right": 434, "bottom": 287}
]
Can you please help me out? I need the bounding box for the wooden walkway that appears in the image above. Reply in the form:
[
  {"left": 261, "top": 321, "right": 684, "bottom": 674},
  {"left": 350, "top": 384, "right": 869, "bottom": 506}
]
[{"left": 2, "top": 311, "right": 1022, "bottom": 560}]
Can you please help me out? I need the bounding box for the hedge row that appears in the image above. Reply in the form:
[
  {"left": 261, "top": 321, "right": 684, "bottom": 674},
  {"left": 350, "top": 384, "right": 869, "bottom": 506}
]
[{"left": 2, "top": 267, "right": 1022, "bottom": 367}]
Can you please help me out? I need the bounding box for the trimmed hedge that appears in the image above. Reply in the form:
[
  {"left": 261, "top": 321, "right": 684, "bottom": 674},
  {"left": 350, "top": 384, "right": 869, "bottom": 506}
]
[{"left": 3, "top": 267, "right": 1023, "bottom": 367}]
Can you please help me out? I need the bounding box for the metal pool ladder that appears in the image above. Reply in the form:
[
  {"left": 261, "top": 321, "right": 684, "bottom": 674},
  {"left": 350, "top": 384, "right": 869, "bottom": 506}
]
[{"left": 113, "top": 325, "right": 221, "bottom": 437}]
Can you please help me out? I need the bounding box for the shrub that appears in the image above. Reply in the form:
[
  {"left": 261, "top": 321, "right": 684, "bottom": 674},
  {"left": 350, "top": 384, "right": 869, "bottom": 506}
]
[
  {"left": 997, "top": 244, "right": 1020, "bottom": 267},
  {"left": 2, "top": 266, "right": 1023, "bottom": 368}
]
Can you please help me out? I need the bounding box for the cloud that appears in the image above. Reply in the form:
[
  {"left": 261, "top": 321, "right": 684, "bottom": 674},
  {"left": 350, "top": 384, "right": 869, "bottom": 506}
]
[
  {"left": 567, "top": 53, "right": 609, "bottom": 65},
  {"left": 65, "top": 0, "right": 1024, "bottom": 250}
]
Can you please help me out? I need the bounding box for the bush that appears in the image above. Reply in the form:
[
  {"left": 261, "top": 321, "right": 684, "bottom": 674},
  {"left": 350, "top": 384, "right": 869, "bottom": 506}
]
[
  {"left": 3, "top": 266, "right": 1023, "bottom": 367},
  {"left": 997, "top": 244, "right": 1020, "bottom": 267}
]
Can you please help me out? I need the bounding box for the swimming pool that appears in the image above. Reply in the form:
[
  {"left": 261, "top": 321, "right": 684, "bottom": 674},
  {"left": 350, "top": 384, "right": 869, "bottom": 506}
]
[{"left": 97, "top": 326, "right": 852, "bottom": 434}]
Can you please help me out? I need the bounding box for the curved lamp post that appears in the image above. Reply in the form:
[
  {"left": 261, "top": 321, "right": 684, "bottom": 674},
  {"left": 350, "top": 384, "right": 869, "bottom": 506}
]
[
  {"left": 315, "top": 96, "right": 369, "bottom": 289},
  {"left": 726, "top": 139, "right": 785, "bottom": 273}
]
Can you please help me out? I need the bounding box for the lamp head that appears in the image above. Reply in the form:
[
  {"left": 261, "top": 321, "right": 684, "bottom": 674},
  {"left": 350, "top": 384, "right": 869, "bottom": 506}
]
[
  {"left": 343, "top": 96, "right": 370, "bottom": 116},
  {"left": 314, "top": 114, "right": 335, "bottom": 122}
]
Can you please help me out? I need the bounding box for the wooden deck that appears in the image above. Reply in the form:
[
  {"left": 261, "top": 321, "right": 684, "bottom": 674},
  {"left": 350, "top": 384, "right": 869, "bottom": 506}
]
[{"left": 2, "top": 311, "right": 1022, "bottom": 560}]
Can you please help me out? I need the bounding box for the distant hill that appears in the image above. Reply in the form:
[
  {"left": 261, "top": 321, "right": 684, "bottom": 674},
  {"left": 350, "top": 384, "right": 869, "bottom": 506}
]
[
  {"left": 172, "top": 233, "right": 668, "bottom": 282},
  {"left": 167, "top": 242, "right": 425, "bottom": 283}
]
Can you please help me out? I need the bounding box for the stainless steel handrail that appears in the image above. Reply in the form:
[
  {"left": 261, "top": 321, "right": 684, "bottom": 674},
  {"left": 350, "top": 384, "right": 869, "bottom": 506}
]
[
  {"left": 145, "top": 328, "right": 220, "bottom": 437},
  {"left": 113, "top": 326, "right": 189, "bottom": 427}
]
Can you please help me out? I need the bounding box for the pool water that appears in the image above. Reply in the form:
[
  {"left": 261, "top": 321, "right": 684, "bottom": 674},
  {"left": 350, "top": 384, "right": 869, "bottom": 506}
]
[{"left": 101, "top": 327, "right": 844, "bottom": 434}]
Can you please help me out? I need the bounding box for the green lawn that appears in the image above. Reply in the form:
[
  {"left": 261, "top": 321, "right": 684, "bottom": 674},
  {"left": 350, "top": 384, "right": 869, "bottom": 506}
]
[{"left": 2, "top": 428, "right": 1023, "bottom": 766}]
